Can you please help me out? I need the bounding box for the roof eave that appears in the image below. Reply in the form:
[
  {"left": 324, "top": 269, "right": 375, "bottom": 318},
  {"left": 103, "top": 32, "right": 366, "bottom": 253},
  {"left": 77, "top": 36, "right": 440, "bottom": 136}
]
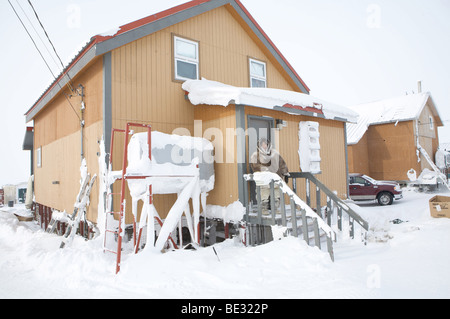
[{"left": 25, "top": 0, "right": 311, "bottom": 122}]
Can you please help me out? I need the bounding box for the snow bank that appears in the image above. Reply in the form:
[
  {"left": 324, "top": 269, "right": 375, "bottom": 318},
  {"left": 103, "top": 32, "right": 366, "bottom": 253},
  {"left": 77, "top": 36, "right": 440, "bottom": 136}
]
[
  {"left": 183, "top": 79, "right": 359, "bottom": 123},
  {"left": 1, "top": 189, "right": 450, "bottom": 298}
]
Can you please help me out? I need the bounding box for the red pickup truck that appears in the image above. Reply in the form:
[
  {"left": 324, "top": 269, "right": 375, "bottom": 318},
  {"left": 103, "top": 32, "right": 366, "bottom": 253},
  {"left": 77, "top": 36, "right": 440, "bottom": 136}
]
[{"left": 349, "top": 173, "right": 403, "bottom": 206}]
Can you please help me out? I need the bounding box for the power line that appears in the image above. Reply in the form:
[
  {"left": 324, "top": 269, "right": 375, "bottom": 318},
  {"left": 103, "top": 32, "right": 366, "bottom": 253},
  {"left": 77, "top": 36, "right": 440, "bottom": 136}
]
[
  {"left": 8, "top": 0, "right": 80, "bottom": 121},
  {"left": 14, "top": 0, "right": 61, "bottom": 72},
  {"left": 27, "top": 0, "right": 75, "bottom": 93},
  {"left": 8, "top": 0, "right": 57, "bottom": 80}
]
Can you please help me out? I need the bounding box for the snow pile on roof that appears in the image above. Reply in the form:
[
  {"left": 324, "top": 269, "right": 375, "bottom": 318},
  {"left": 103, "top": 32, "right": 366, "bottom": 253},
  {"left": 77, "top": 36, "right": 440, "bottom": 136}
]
[
  {"left": 97, "top": 27, "right": 121, "bottom": 37},
  {"left": 182, "top": 79, "right": 358, "bottom": 123},
  {"left": 346, "top": 92, "right": 430, "bottom": 145}
]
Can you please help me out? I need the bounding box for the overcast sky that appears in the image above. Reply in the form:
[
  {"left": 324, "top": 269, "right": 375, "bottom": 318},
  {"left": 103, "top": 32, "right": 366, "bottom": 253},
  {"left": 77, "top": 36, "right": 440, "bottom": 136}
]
[{"left": 1, "top": 0, "right": 449, "bottom": 186}]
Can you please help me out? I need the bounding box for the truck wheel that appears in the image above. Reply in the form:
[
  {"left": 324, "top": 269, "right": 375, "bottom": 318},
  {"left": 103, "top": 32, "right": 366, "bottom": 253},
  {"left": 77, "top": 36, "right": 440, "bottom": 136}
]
[{"left": 378, "top": 192, "right": 393, "bottom": 206}]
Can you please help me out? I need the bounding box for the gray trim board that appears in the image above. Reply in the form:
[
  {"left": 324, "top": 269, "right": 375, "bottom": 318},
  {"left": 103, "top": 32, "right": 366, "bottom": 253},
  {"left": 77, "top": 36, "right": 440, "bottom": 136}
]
[
  {"left": 95, "top": 0, "right": 232, "bottom": 56},
  {"left": 25, "top": 44, "right": 97, "bottom": 123},
  {"left": 229, "top": 1, "right": 309, "bottom": 94},
  {"left": 344, "top": 124, "right": 350, "bottom": 199},
  {"left": 103, "top": 52, "right": 112, "bottom": 156},
  {"left": 26, "top": 0, "right": 311, "bottom": 123},
  {"left": 236, "top": 104, "right": 247, "bottom": 205}
]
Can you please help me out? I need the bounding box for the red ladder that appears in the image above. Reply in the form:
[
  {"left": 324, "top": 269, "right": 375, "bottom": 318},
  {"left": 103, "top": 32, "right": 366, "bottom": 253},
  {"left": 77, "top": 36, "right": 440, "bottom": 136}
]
[{"left": 104, "top": 122, "right": 152, "bottom": 274}]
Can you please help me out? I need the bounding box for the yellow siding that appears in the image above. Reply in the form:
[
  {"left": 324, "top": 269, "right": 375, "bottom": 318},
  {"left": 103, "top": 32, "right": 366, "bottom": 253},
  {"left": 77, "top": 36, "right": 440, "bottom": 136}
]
[
  {"left": 194, "top": 104, "right": 239, "bottom": 206},
  {"left": 245, "top": 106, "right": 348, "bottom": 202},
  {"left": 34, "top": 58, "right": 103, "bottom": 221},
  {"left": 110, "top": 6, "right": 299, "bottom": 218}
]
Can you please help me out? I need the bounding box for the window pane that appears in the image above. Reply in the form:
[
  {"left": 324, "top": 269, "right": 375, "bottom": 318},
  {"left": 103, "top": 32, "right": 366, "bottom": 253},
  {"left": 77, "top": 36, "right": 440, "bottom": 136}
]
[
  {"left": 176, "top": 39, "right": 197, "bottom": 60},
  {"left": 176, "top": 60, "right": 198, "bottom": 80},
  {"left": 250, "top": 61, "right": 265, "bottom": 77},
  {"left": 251, "top": 78, "right": 266, "bottom": 88}
]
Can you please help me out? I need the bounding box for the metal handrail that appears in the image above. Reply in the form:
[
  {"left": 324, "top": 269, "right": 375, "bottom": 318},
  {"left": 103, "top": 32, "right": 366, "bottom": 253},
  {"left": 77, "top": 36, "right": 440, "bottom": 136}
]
[
  {"left": 288, "top": 172, "right": 369, "bottom": 232},
  {"left": 243, "top": 172, "right": 335, "bottom": 261}
]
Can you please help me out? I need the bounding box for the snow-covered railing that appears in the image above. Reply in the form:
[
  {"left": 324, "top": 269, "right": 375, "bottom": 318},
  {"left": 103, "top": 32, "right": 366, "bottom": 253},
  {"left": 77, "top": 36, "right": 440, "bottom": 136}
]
[
  {"left": 243, "top": 172, "right": 335, "bottom": 261},
  {"left": 288, "top": 172, "right": 369, "bottom": 235}
]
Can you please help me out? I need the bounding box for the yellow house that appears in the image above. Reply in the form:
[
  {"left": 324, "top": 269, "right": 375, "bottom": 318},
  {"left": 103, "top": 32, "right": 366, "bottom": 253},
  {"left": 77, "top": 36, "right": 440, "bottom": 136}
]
[{"left": 25, "top": 0, "right": 357, "bottom": 232}]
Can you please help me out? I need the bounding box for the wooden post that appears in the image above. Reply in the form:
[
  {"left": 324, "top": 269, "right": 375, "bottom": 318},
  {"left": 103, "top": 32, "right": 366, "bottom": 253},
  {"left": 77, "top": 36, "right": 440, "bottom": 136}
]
[
  {"left": 337, "top": 207, "right": 342, "bottom": 231},
  {"left": 269, "top": 180, "right": 276, "bottom": 224},
  {"left": 316, "top": 186, "right": 321, "bottom": 218},
  {"left": 301, "top": 209, "right": 308, "bottom": 243},
  {"left": 305, "top": 178, "right": 311, "bottom": 207},
  {"left": 313, "top": 218, "right": 321, "bottom": 249},
  {"left": 327, "top": 235, "right": 334, "bottom": 262},
  {"left": 256, "top": 186, "right": 262, "bottom": 225},
  {"left": 326, "top": 196, "right": 332, "bottom": 226},
  {"left": 349, "top": 217, "right": 354, "bottom": 239},
  {"left": 280, "top": 190, "right": 287, "bottom": 227},
  {"left": 290, "top": 196, "right": 298, "bottom": 237}
]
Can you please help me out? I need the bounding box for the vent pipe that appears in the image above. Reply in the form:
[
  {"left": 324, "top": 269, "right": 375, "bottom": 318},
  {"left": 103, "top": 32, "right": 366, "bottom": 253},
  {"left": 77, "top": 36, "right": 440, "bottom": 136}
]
[{"left": 418, "top": 81, "right": 422, "bottom": 93}]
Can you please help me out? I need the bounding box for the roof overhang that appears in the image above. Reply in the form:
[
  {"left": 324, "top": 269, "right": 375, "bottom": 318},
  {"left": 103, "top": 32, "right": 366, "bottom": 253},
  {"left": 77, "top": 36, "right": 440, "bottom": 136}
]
[
  {"left": 22, "top": 127, "right": 34, "bottom": 151},
  {"left": 183, "top": 79, "right": 358, "bottom": 123},
  {"left": 25, "top": 0, "right": 310, "bottom": 123}
]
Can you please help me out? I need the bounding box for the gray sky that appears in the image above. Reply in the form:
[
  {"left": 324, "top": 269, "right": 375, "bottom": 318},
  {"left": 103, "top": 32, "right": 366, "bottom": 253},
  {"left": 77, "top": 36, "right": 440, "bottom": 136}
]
[{"left": 1, "top": 0, "right": 449, "bottom": 186}]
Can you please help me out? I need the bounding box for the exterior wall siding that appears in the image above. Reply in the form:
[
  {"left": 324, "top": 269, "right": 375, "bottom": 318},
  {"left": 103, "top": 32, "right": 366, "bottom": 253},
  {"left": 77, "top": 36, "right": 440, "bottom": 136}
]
[
  {"left": 244, "top": 106, "right": 348, "bottom": 202},
  {"left": 110, "top": 6, "right": 299, "bottom": 219},
  {"left": 348, "top": 98, "right": 441, "bottom": 182},
  {"left": 33, "top": 58, "right": 103, "bottom": 222}
]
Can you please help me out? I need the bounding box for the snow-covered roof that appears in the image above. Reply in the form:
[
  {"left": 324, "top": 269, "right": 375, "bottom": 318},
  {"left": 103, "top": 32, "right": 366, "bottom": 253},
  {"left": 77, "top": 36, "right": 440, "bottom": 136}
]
[
  {"left": 182, "top": 79, "right": 359, "bottom": 123},
  {"left": 346, "top": 92, "right": 441, "bottom": 145}
]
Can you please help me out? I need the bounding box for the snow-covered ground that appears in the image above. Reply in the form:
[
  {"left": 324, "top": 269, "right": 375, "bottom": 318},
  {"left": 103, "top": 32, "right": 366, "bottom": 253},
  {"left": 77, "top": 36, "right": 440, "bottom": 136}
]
[{"left": 1, "top": 188, "right": 449, "bottom": 299}]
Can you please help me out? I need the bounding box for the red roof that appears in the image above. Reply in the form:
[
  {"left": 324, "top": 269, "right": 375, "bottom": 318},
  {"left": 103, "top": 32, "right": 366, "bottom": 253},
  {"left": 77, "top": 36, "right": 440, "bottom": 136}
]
[{"left": 26, "top": 0, "right": 310, "bottom": 118}]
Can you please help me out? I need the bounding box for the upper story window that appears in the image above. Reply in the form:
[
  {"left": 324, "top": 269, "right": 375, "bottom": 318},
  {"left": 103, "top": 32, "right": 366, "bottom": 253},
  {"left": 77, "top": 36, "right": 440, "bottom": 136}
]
[
  {"left": 249, "top": 58, "right": 267, "bottom": 88},
  {"left": 429, "top": 116, "right": 434, "bottom": 130},
  {"left": 174, "top": 36, "right": 199, "bottom": 81}
]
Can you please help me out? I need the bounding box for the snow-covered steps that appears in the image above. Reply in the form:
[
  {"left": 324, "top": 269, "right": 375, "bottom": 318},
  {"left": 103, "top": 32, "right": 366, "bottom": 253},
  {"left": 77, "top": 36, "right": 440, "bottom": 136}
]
[{"left": 243, "top": 172, "right": 370, "bottom": 262}]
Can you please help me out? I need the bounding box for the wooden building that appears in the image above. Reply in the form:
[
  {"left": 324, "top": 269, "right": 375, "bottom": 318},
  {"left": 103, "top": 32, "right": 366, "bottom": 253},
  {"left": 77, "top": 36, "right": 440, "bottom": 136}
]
[
  {"left": 24, "top": 0, "right": 356, "bottom": 229},
  {"left": 347, "top": 91, "right": 443, "bottom": 181}
]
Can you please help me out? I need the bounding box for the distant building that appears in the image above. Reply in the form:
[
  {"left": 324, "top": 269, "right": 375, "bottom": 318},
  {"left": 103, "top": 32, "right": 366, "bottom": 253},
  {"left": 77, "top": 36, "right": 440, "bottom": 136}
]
[{"left": 347, "top": 91, "right": 443, "bottom": 181}]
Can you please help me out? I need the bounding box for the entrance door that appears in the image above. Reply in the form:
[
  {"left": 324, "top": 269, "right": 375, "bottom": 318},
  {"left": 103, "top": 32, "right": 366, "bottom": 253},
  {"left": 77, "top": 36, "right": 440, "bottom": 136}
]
[
  {"left": 247, "top": 116, "right": 274, "bottom": 204},
  {"left": 247, "top": 116, "right": 273, "bottom": 166}
]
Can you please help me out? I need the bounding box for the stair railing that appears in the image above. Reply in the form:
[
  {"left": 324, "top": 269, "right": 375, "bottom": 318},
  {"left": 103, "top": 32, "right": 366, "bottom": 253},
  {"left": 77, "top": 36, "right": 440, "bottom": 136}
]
[
  {"left": 243, "top": 172, "right": 336, "bottom": 261},
  {"left": 288, "top": 172, "right": 369, "bottom": 237},
  {"left": 243, "top": 172, "right": 370, "bottom": 262}
]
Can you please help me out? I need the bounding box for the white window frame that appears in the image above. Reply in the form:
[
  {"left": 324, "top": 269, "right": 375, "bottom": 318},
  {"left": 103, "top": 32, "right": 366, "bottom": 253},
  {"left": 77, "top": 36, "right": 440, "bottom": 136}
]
[
  {"left": 429, "top": 116, "right": 434, "bottom": 130},
  {"left": 174, "top": 36, "right": 199, "bottom": 81},
  {"left": 249, "top": 58, "right": 267, "bottom": 88},
  {"left": 36, "top": 147, "right": 42, "bottom": 168}
]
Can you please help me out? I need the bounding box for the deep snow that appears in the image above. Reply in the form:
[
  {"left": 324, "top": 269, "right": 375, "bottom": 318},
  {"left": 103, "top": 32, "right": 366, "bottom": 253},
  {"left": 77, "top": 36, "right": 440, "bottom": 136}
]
[{"left": 1, "top": 188, "right": 450, "bottom": 299}]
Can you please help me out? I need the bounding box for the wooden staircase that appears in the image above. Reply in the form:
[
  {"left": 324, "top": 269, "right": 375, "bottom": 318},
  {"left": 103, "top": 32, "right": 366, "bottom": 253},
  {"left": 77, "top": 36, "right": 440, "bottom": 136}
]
[{"left": 243, "top": 172, "right": 370, "bottom": 261}]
